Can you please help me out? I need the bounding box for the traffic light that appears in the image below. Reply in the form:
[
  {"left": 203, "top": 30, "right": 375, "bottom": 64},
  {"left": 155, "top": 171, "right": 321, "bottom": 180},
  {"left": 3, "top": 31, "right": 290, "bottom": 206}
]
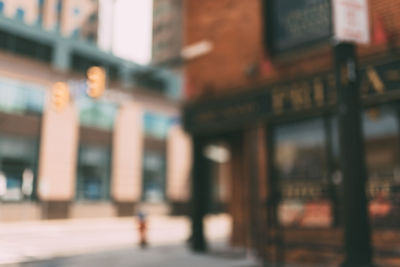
[
  {"left": 86, "top": 66, "right": 106, "bottom": 98},
  {"left": 51, "top": 82, "right": 70, "bottom": 112}
]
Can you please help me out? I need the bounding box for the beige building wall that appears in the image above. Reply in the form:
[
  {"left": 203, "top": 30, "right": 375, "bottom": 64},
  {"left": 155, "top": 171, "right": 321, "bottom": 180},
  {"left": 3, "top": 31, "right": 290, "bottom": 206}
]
[
  {"left": 70, "top": 202, "right": 115, "bottom": 218},
  {"left": 38, "top": 90, "right": 79, "bottom": 201},
  {"left": 166, "top": 125, "right": 192, "bottom": 202},
  {"left": 61, "top": 0, "right": 98, "bottom": 37},
  {"left": 42, "top": 0, "right": 59, "bottom": 31},
  {"left": 2, "top": 0, "right": 39, "bottom": 25},
  {"left": 111, "top": 102, "right": 143, "bottom": 202}
]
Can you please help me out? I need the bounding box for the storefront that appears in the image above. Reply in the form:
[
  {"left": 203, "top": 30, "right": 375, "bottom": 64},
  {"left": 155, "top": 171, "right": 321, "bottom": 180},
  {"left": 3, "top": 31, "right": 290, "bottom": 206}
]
[
  {"left": 184, "top": 56, "right": 400, "bottom": 264},
  {"left": 0, "top": 76, "right": 45, "bottom": 203},
  {"left": 142, "top": 112, "right": 176, "bottom": 203},
  {"left": 76, "top": 96, "right": 117, "bottom": 202}
]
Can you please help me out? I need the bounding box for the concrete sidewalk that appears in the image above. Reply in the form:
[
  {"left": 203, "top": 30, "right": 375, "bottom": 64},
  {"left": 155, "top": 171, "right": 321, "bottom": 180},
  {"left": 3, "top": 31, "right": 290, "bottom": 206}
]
[{"left": 0, "top": 214, "right": 232, "bottom": 265}]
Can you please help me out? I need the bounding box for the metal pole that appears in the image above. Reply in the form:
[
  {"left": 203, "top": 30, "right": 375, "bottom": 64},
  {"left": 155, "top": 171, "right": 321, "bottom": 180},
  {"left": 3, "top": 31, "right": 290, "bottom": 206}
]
[
  {"left": 334, "top": 43, "right": 372, "bottom": 266},
  {"left": 191, "top": 138, "right": 207, "bottom": 252}
]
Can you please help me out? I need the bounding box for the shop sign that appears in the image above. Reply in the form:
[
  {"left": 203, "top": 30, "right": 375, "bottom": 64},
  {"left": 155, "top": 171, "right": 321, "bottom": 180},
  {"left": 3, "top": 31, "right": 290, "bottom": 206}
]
[
  {"left": 268, "top": 0, "right": 332, "bottom": 53},
  {"left": 271, "top": 74, "right": 336, "bottom": 114},
  {"left": 332, "top": 0, "right": 370, "bottom": 44},
  {"left": 360, "top": 60, "right": 400, "bottom": 99},
  {"left": 184, "top": 59, "right": 400, "bottom": 134}
]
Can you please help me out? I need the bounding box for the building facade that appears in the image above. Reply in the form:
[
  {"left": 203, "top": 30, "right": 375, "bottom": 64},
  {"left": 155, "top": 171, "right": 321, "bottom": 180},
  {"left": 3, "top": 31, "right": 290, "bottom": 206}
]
[
  {"left": 0, "top": 0, "right": 99, "bottom": 41},
  {"left": 0, "top": 2, "right": 190, "bottom": 221},
  {"left": 152, "top": 0, "right": 183, "bottom": 65},
  {"left": 183, "top": 0, "right": 400, "bottom": 265}
]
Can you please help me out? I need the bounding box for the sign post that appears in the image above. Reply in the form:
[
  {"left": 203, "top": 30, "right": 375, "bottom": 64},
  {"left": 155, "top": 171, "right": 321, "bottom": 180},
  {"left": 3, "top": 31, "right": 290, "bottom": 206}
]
[{"left": 332, "top": 0, "right": 372, "bottom": 265}]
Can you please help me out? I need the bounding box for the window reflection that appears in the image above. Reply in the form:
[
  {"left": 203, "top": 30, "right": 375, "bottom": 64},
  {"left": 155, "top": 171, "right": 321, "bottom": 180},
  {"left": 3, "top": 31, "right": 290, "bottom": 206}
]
[
  {"left": 363, "top": 105, "right": 400, "bottom": 227},
  {"left": 142, "top": 152, "right": 165, "bottom": 203},
  {"left": 274, "top": 118, "right": 331, "bottom": 227},
  {"left": 0, "top": 135, "right": 37, "bottom": 202},
  {"left": 76, "top": 145, "right": 111, "bottom": 201}
]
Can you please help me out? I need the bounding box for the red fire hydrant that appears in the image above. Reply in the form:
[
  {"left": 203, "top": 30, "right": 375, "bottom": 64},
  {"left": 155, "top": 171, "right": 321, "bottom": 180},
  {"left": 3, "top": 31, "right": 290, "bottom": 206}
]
[{"left": 137, "top": 212, "right": 148, "bottom": 248}]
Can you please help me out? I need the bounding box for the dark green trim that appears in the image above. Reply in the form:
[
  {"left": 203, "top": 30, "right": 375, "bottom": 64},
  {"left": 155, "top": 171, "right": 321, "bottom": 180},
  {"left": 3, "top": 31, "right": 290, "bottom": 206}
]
[{"left": 184, "top": 57, "right": 400, "bottom": 135}]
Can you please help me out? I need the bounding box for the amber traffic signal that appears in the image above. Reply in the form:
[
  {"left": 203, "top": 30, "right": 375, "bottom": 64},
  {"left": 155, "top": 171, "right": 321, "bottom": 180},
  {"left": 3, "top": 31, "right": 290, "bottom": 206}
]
[
  {"left": 51, "top": 82, "right": 70, "bottom": 112},
  {"left": 86, "top": 66, "right": 106, "bottom": 98}
]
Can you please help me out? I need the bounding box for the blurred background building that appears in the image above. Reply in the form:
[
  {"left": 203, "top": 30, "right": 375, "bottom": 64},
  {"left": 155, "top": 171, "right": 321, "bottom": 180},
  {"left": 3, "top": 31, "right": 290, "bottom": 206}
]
[
  {"left": 152, "top": 0, "right": 183, "bottom": 66},
  {"left": 0, "top": 0, "right": 191, "bottom": 221},
  {"left": 183, "top": 0, "right": 400, "bottom": 265}
]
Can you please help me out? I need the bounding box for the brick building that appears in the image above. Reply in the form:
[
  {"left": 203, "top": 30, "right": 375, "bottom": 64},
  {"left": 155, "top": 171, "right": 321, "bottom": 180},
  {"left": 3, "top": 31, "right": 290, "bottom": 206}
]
[{"left": 183, "top": 0, "right": 400, "bottom": 265}]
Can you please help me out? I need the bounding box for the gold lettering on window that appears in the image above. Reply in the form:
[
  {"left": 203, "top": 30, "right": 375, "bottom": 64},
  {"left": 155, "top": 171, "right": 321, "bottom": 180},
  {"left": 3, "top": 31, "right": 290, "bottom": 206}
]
[
  {"left": 367, "top": 67, "right": 385, "bottom": 94},
  {"left": 313, "top": 78, "right": 324, "bottom": 106},
  {"left": 290, "top": 86, "right": 304, "bottom": 111},
  {"left": 289, "top": 83, "right": 312, "bottom": 110},
  {"left": 272, "top": 89, "right": 286, "bottom": 114},
  {"left": 327, "top": 74, "right": 337, "bottom": 104},
  {"left": 300, "top": 82, "right": 312, "bottom": 109}
]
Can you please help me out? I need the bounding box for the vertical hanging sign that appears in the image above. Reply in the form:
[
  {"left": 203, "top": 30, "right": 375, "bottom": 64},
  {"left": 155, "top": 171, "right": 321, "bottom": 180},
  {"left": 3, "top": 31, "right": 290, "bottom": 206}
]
[{"left": 333, "top": 0, "right": 370, "bottom": 44}]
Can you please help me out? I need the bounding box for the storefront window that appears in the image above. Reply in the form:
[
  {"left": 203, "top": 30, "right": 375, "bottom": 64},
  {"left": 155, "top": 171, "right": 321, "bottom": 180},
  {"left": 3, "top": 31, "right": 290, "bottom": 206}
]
[
  {"left": 273, "top": 118, "right": 332, "bottom": 227},
  {"left": 142, "top": 152, "right": 165, "bottom": 203},
  {"left": 143, "top": 112, "right": 176, "bottom": 139},
  {"left": 76, "top": 95, "right": 116, "bottom": 201},
  {"left": 76, "top": 145, "right": 111, "bottom": 201},
  {"left": 142, "top": 113, "right": 178, "bottom": 203},
  {"left": 362, "top": 105, "right": 400, "bottom": 227},
  {"left": 0, "top": 135, "right": 38, "bottom": 201},
  {"left": 77, "top": 97, "right": 117, "bottom": 131},
  {"left": 0, "top": 77, "right": 45, "bottom": 115}
]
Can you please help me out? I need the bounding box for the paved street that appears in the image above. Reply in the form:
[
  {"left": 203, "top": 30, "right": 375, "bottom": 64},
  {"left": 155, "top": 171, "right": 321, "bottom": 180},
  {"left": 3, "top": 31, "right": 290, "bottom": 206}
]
[
  {"left": 15, "top": 244, "right": 258, "bottom": 267},
  {"left": 0, "top": 214, "right": 251, "bottom": 266}
]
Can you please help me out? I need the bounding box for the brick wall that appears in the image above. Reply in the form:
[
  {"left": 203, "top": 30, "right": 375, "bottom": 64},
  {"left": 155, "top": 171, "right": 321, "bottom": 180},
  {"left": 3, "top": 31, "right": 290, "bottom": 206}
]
[{"left": 184, "top": 0, "right": 400, "bottom": 100}]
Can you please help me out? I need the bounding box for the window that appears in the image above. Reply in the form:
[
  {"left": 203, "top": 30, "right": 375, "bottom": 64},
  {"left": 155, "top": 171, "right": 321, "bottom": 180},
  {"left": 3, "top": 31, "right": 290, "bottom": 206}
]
[
  {"left": 0, "top": 29, "right": 53, "bottom": 63},
  {"left": 132, "top": 71, "right": 167, "bottom": 93},
  {"left": 363, "top": 105, "right": 400, "bottom": 227},
  {"left": 273, "top": 118, "right": 332, "bottom": 227},
  {"left": 0, "top": 135, "right": 38, "bottom": 202},
  {"left": 38, "top": 0, "right": 45, "bottom": 25},
  {"left": 16, "top": 8, "right": 25, "bottom": 22},
  {"left": 0, "top": 76, "right": 45, "bottom": 115},
  {"left": 77, "top": 97, "right": 117, "bottom": 131},
  {"left": 143, "top": 112, "right": 175, "bottom": 139},
  {"left": 0, "top": 1, "right": 4, "bottom": 13},
  {"left": 76, "top": 98, "right": 116, "bottom": 201},
  {"left": 142, "top": 152, "right": 166, "bottom": 203},
  {"left": 76, "top": 145, "right": 111, "bottom": 201}
]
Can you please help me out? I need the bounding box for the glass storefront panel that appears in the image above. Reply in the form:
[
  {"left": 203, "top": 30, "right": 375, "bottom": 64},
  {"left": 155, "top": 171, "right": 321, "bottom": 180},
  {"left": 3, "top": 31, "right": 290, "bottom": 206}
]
[
  {"left": 273, "top": 118, "right": 332, "bottom": 227},
  {"left": 143, "top": 112, "right": 176, "bottom": 139},
  {"left": 142, "top": 151, "right": 166, "bottom": 203},
  {"left": 76, "top": 145, "right": 111, "bottom": 201},
  {"left": 77, "top": 96, "right": 117, "bottom": 131},
  {"left": 0, "top": 77, "right": 45, "bottom": 115},
  {"left": 0, "top": 135, "right": 38, "bottom": 201},
  {"left": 363, "top": 105, "right": 400, "bottom": 227},
  {"left": 0, "top": 77, "right": 44, "bottom": 202},
  {"left": 76, "top": 96, "right": 116, "bottom": 201}
]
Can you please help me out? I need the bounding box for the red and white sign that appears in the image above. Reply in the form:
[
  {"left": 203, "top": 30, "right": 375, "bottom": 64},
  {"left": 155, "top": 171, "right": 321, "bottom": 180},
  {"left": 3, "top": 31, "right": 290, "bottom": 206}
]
[{"left": 333, "top": 0, "right": 370, "bottom": 44}]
